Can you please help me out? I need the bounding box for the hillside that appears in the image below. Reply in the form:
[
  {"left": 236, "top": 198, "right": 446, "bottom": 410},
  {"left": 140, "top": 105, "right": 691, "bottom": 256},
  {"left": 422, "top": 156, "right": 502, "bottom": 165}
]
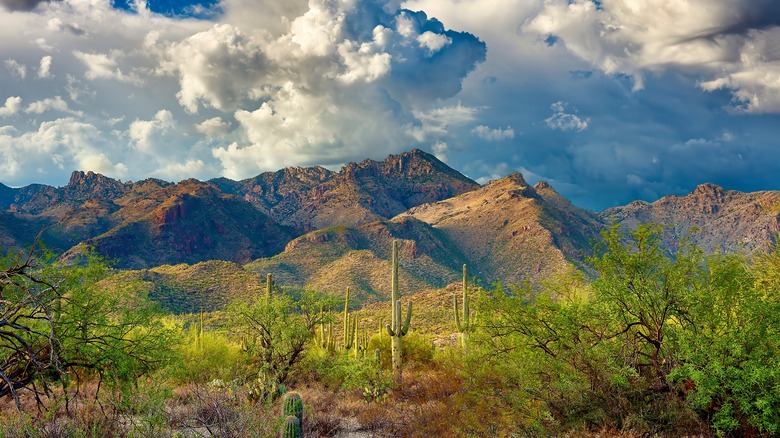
[
  {"left": 61, "top": 180, "right": 296, "bottom": 269},
  {"left": 245, "top": 216, "right": 468, "bottom": 303},
  {"left": 99, "top": 260, "right": 266, "bottom": 313},
  {"left": 398, "top": 173, "right": 603, "bottom": 285}
]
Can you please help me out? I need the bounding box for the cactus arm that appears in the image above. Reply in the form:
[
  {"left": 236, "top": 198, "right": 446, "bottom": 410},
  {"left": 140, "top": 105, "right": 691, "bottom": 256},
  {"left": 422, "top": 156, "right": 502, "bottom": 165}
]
[
  {"left": 385, "top": 323, "right": 396, "bottom": 337},
  {"left": 400, "top": 300, "right": 412, "bottom": 336},
  {"left": 454, "top": 294, "right": 465, "bottom": 332}
]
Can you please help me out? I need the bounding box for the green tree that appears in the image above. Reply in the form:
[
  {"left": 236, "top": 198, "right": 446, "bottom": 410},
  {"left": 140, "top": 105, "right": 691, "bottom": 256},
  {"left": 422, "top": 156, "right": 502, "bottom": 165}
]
[
  {"left": 230, "top": 287, "right": 333, "bottom": 396},
  {"left": 589, "top": 223, "right": 704, "bottom": 390},
  {"left": 54, "top": 254, "right": 179, "bottom": 396},
  {"left": 672, "top": 251, "right": 780, "bottom": 435},
  {"left": 0, "top": 245, "right": 178, "bottom": 410}
]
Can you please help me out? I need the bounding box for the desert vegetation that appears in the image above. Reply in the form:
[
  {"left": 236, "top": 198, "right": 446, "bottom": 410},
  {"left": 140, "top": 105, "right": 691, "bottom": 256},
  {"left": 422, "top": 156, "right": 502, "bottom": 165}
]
[{"left": 0, "top": 226, "right": 778, "bottom": 437}]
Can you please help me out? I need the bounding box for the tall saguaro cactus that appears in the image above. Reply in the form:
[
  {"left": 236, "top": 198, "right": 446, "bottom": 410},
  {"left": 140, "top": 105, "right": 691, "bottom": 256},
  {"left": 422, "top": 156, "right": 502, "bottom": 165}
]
[
  {"left": 343, "top": 287, "right": 353, "bottom": 351},
  {"left": 453, "top": 264, "right": 473, "bottom": 349},
  {"left": 385, "top": 240, "right": 412, "bottom": 385}
]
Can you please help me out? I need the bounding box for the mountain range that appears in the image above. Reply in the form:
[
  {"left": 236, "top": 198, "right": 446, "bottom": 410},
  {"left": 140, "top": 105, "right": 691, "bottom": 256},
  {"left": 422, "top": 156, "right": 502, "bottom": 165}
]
[{"left": 2, "top": 149, "right": 778, "bottom": 301}]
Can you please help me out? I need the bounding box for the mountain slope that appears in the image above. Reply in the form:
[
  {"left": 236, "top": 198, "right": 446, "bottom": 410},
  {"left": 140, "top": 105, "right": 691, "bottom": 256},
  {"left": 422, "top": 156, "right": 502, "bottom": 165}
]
[
  {"left": 62, "top": 180, "right": 296, "bottom": 268},
  {"left": 245, "top": 216, "right": 468, "bottom": 303},
  {"left": 398, "top": 173, "right": 603, "bottom": 285},
  {"left": 601, "top": 183, "right": 780, "bottom": 253}
]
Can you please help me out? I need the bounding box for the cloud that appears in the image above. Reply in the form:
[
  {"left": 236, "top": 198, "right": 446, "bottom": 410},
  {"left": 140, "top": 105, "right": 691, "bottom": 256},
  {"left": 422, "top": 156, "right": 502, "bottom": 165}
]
[
  {"left": 0, "top": 96, "right": 21, "bottom": 116},
  {"left": 155, "top": 159, "right": 206, "bottom": 180},
  {"left": 37, "top": 55, "right": 52, "bottom": 78},
  {"left": 431, "top": 140, "right": 448, "bottom": 161},
  {"left": 46, "top": 17, "right": 84, "bottom": 36},
  {"left": 25, "top": 95, "right": 82, "bottom": 116},
  {"left": 0, "top": 118, "right": 108, "bottom": 182},
  {"left": 195, "top": 116, "right": 231, "bottom": 137},
  {"left": 4, "top": 58, "right": 26, "bottom": 79},
  {"left": 0, "top": 0, "right": 59, "bottom": 12},
  {"left": 158, "top": 24, "right": 266, "bottom": 114},
  {"left": 128, "top": 109, "right": 175, "bottom": 155},
  {"left": 73, "top": 51, "right": 142, "bottom": 85},
  {"left": 78, "top": 153, "right": 128, "bottom": 177},
  {"left": 526, "top": 0, "right": 780, "bottom": 112},
  {"left": 545, "top": 101, "right": 588, "bottom": 131},
  {"left": 471, "top": 125, "right": 514, "bottom": 141},
  {"left": 417, "top": 31, "right": 451, "bottom": 54}
]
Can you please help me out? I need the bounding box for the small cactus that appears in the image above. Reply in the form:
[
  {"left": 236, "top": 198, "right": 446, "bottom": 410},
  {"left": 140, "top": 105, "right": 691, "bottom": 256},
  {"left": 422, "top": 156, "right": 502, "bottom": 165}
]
[
  {"left": 282, "top": 392, "right": 303, "bottom": 426},
  {"left": 281, "top": 415, "right": 302, "bottom": 438},
  {"left": 266, "top": 273, "right": 274, "bottom": 303}
]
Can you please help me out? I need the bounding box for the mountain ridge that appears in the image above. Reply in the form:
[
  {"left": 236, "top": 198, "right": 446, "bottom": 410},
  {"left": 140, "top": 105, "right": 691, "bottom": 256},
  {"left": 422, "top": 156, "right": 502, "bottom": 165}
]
[{"left": 1, "top": 151, "right": 778, "bottom": 296}]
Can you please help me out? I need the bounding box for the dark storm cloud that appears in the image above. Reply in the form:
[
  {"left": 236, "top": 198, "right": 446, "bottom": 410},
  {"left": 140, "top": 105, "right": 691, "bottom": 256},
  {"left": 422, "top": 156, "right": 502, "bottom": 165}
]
[{"left": 0, "top": 0, "right": 58, "bottom": 11}]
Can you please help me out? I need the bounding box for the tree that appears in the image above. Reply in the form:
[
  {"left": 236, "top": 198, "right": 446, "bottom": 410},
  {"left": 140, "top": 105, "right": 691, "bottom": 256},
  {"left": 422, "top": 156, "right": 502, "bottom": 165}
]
[
  {"left": 672, "top": 250, "right": 780, "bottom": 435},
  {"left": 230, "top": 286, "right": 333, "bottom": 397},
  {"left": 588, "top": 223, "right": 704, "bottom": 390},
  {"left": 0, "top": 245, "right": 178, "bottom": 411},
  {"left": 0, "top": 246, "right": 62, "bottom": 409}
]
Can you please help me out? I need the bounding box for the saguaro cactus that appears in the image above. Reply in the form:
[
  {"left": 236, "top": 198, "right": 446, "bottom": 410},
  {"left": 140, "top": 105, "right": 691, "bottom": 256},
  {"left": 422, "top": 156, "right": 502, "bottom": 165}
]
[
  {"left": 453, "top": 264, "right": 473, "bottom": 349},
  {"left": 266, "top": 273, "right": 274, "bottom": 303},
  {"left": 342, "top": 287, "right": 359, "bottom": 352},
  {"left": 318, "top": 312, "right": 335, "bottom": 352},
  {"left": 385, "top": 240, "right": 412, "bottom": 385},
  {"left": 283, "top": 392, "right": 303, "bottom": 424}
]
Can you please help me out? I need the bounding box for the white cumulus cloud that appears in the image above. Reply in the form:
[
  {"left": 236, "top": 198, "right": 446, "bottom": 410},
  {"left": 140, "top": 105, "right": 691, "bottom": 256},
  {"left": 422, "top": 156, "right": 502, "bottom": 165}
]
[
  {"left": 471, "top": 125, "right": 514, "bottom": 141},
  {"left": 545, "top": 101, "right": 588, "bottom": 131},
  {"left": 0, "top": 96, "right": 22, "bottom": 116},
  {"left": 4, "top": 58, "right": 26, "bottom": 79},
  {"left": 37, "top": 55, "right": 52, "bottom": 78},
  {"left": 526, "top": 0, "right": 780, "bottom": 112}
]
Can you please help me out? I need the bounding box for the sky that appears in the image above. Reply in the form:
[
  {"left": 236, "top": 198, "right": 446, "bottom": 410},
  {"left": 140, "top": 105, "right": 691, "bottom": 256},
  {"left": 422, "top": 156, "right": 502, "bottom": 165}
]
[{"left": 0, "top": 0, "right": 779, "bottom": 211}]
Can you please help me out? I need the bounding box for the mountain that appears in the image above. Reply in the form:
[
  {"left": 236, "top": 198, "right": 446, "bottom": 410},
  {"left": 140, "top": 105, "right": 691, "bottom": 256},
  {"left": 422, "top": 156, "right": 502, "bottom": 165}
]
[
  {"left": 601, "top": 183, "right": 780, "bottom": 253},
  {"left": 60, "top": 179, "right": 296, "bottom": 269},
  {"left": 3, "top": 150, "right": 780, "bottom": 294},
  {"left": 244, "top": 173, "right": 603, "bottom": 300},
  {"left": 0, "top": 150, "right": 478, "bottom": 268},
  {"left": 398, "top": 173, "right": 603, "bottom": 285},
  {"left": 210, "top": 149, "right": 479, "bottom": 231}
]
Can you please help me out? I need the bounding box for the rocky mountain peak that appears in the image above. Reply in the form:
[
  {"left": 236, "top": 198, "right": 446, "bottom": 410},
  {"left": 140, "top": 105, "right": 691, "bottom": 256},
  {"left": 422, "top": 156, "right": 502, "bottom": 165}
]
[
  {"left": 66, "top": 170, "right": 127, "bottom": 200},
  {"left": 692, "top": 183, "right": 726, "bottom": 200},
  {"left": 534, "top": 181, "right": 552, "bottom": 190},
  {"left": 502, "top": 172, "right": 530, "bottom": 187}
]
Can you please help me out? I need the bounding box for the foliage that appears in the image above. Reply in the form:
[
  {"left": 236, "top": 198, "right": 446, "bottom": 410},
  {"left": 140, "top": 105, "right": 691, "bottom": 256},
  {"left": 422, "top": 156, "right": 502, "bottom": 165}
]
[
  {"left": 0, "top": 245, "right": 178, "bottom": 410},
  {"left": 0, "top": 246, "right": 61, "bottom": 408},
  {"left": 228, "top": 287, "right": 335, "bottom": 397},
  {"left": 172, "top": 325, "right": 247, "bottom": 384},
  {"left": 671, "top": 251, "right": 780, "bottom": 435},
  {"left": 54, "top": 253, "right": 180, "bottom": 395}
]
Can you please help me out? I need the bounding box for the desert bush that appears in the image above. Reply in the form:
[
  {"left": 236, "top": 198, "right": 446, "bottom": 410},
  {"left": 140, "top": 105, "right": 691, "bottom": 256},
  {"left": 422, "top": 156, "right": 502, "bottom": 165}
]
[{"left": 172, "top": 326, "right": 247, "bottom": 384}]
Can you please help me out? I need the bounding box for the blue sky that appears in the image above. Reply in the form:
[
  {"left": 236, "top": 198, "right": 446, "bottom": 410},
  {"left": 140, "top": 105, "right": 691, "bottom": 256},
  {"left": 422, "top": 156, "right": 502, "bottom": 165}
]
[{"left": 1, "top": 0, "right": 778, "bottom": 211}]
